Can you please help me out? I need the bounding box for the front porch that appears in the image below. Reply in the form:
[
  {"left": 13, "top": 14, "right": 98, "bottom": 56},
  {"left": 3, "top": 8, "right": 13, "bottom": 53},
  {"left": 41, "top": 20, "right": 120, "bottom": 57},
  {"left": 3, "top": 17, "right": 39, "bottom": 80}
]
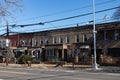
[{"left": 44, "top": 44, "right": 68, "bottom": 62}]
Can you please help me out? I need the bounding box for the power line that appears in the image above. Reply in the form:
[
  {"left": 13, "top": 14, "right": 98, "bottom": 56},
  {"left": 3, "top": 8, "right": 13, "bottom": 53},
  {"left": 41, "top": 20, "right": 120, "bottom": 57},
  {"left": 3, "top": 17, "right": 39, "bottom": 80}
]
[
  {"left": 0, "top": 0, "right": 117, "bottom": 28},
  {"left": 9, "top": 6, "right": 120, "bottom": 27},
  {"left": 9, "top": 0, "right": 117, "bottom": 23},
  {"left": 1, "top": 17, "right": 120, "bottom": 35},
  {"left": 44, "top": 6, "right": 120, "bottom": 23},
  {"left": 0, "top": 6, "right": 120, "bottom": 33},
  {"left": 10, "top": 16, "right": 120, "bottom": 33}
]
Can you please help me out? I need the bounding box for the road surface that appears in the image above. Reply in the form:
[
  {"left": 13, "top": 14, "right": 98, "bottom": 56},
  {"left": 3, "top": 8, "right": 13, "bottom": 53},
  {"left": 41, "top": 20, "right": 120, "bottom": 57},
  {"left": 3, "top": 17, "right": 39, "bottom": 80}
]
[{"left": 0, "top": 67, "right": 119, "bottom": 80}]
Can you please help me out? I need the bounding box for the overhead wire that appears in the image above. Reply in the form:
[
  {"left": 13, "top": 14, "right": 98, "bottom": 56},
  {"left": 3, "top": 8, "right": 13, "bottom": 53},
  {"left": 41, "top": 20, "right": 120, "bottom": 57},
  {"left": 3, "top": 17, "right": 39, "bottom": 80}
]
[
  {"left": 9, "top": 6, "right": 120, "bottom": 27},
  {"left": 0, "top": 0, "right": 119, "bottom": 34},
  {"left": 9, "top": 0, "right": 117, "bottom": 23},
  {"left": 10, "top": 15, "right": 120, "bottom": 33},
  {"left": 0, "top": 6, "right": 120, "bottom": 34},
  {"left": 0, "top": 0, "right": 117, "bottom": 28}
]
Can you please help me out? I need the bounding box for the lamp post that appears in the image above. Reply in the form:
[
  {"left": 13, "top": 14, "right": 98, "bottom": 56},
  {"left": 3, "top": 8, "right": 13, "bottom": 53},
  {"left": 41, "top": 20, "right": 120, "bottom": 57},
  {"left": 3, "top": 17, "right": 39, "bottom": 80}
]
[{"left": 92, "top": 0, "right": 98, "bottom": 69}]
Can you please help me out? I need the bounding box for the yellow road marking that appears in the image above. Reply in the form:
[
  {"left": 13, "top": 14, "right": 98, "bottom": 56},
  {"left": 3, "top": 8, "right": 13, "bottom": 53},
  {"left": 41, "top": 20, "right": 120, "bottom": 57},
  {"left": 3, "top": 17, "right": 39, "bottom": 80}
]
[{"left": 0, "top": 70, "right": 28, "bottom": 74}]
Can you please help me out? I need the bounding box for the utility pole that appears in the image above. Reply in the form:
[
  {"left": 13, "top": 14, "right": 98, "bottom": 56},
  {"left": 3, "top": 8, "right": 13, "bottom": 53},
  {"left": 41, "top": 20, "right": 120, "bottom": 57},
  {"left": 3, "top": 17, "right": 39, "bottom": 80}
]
[
  {"left": 92, "top": 0, "right": 98, "bottom": 70},
  {"left": 6, "top": 21, "right": 9, "bottom": 66}
]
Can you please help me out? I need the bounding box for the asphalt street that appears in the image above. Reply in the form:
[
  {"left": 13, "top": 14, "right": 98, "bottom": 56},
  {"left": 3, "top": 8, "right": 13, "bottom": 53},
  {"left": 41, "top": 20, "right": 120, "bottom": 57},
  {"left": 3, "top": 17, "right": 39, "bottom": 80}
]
[{"left": 0, "top": 67, "right": 120, "bottom": 80}]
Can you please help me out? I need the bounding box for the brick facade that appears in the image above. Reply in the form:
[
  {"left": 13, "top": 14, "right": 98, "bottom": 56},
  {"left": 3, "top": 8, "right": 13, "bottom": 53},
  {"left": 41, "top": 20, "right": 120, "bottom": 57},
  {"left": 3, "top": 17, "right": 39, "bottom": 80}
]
[{"left": 5, "top": 21, "right": 120, "bottom": 65}]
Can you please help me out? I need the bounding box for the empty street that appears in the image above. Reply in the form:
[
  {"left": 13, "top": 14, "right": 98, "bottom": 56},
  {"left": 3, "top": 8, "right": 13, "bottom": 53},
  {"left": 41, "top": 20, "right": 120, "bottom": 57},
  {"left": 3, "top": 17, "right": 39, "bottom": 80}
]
[{"left": 0, "top": 67, "right": 119, "bottom": 80}]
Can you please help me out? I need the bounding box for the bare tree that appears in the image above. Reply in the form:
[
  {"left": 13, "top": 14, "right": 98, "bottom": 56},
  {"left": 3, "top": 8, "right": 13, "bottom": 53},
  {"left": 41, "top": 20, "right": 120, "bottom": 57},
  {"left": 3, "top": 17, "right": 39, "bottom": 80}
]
[
  {"left": 113, "top": 6, "right": 120, "bottom": 20},
  {"left": 0, "top": 0, "right": 22, "bottom": 66},
  {"left": 0, "top": 0, "right": 22, "bottom": 18}
]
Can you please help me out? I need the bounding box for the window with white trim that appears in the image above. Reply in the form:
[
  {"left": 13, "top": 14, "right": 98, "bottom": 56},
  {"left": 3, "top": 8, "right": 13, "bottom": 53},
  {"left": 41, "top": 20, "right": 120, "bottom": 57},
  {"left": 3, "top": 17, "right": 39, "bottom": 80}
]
[
  {"left": 114, "top": 30, "right": 119, "bottom": 40},
  {"left": 84, "top": 34, "right": 87, "bottom": 41},
  {"left": 83, "top": 34, "right": 87, "bottom": 42},
  {"left": 53, "top": 36, "right": 56, "bottom": 44},
  {"left": 28, "top": 39, "right": 32, "bottom": 46},
  {"left": 40, "top": 37, "right": 43, "bottom": 45},
  {"left": 34, "top": 39, "right": 38, "bottom": 46},
  {"left": 59, "top": 36, "right": 63, "bottom": 44},
  {"left": 75, "top": 34, "right": 80, "bottom": 43},
  {"left": 45, "top": 37, "right": 49, "bottom": 44},
  {"left": 66, "top": 35, "right": 70, "bottom": 43}
]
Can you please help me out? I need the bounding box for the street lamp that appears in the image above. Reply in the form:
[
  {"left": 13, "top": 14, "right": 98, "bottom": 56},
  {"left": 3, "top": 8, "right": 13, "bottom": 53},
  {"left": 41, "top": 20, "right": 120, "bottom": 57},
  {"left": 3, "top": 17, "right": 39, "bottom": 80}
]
[{"left": 92, "top": 0, "right": 98, "bottom": 69}]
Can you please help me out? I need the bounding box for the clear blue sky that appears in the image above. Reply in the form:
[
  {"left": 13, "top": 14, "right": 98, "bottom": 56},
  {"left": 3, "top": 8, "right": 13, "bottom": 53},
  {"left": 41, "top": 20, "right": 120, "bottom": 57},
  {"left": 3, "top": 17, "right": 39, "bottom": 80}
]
[{"left": 0, "top": 0, "right": 120, "bottom": 34}]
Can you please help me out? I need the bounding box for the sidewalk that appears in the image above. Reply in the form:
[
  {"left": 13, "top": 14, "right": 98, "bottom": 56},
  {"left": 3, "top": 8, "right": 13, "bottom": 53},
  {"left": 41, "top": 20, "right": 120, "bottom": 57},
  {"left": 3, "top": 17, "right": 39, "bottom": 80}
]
[
  {"left": 0, "top": 63, "right": 120, "bottom": 73},
  {"left": 84, "top": 66, "right": 120, "bottom": 73},
  {"left": 0, "top": 63, "right": 50, "bottom": 68},
  {"left": 0, "top": 63, "right": 92, "bottom": 69}
]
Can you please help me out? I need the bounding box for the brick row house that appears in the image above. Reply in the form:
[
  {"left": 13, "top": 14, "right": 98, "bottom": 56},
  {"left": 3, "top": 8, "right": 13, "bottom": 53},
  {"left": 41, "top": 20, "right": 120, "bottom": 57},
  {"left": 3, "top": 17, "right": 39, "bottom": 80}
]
[{"left": 3, "top": 21, "right": 120, "bottom": 65}]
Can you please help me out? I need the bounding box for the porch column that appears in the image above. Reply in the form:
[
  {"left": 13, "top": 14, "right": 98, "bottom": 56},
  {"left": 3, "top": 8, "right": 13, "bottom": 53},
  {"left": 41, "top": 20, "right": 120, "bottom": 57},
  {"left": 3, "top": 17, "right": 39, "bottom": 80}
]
[
  {"left": 45, "top": 50, "right": 47, "bottom": 61},
  {"left": 82, "top": 34, "right": 85, "bottom": 42},
  {"left": 56, "top": 49, "right": 59, "bottom": 58},
  {"left": 55, "top": 49, "right": 59, "bottom": 61},
  {"left": 62, "top": 49, "right": 64, "bottom": 60},
  {"left": 114, "top": 30, "right": 119, "bottom": 40}
]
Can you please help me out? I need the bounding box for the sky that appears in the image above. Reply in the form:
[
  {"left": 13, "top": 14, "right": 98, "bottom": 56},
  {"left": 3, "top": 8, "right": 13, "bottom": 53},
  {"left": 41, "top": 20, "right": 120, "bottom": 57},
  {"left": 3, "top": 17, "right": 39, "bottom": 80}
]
[{"left": 0, "top": 0, "right": 120, "bottom": 35}]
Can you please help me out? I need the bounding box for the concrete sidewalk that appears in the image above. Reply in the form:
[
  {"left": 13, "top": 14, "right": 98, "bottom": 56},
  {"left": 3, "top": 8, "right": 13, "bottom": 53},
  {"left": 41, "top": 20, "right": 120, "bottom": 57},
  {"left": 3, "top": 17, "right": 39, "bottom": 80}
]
[
  {"left": 84, "top": 66, "right": 120, "bottom": 73},
  {"left": 0, "top": 63, "right": 92, "bottom": 69},
  {"left": 0, "top": 63, "right": 119, "bottom": 73},
  {"left": 0, "top": 63, "right": 51, "bottom": 68}
]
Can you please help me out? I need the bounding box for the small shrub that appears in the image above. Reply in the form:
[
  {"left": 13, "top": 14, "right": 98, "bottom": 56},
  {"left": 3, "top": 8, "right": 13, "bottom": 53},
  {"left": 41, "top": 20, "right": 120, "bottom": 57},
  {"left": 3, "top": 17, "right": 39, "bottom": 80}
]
[{"left": 22, "top": 55, "right": 33, "bottom": 64}]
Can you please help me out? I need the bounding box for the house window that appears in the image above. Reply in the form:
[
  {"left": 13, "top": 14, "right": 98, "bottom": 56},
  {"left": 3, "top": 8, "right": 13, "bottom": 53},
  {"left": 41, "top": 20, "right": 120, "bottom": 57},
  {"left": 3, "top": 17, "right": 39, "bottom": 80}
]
[
  {"left": 66, "top": 35, "right": 70, "bottom": 43},
  {"left": 104, "top": 30, "right": 107, "bottom": 40},
  {"left": 114, "top": 30, "right": 119, "bottom": 40},
  {"left": 34, "top": 39, "right": 38, "bottom": 46},
  {"left": 0, "top": 41, "right": 1, "bottom": 47},
  {"left": 53, "top": 36, "right": 56, "bottom": 44},
  {"left": 40, "top": 37, "right": 43, "bottom": 45},
  {"left": 27, "top": 39, "right": 29, "bottom": 45},
  {"left": 84, "top": 34, "right": 87, "bottom": 41},
  {"left": 75, "top": 35, "right": 80, "bottom": 43},
  {"left": 20, "top": 39, "right": 25, "bottom": 46},
  {"left": 83, "top": 34, "right": 87, "bottom": 42},
  {"left": 106, "top": 32, "right": 110, "bottom": 40},
  {"left": 59, "top": 36, "right": 63, "bottom": 44},
  {"left": 45, "top": 37, "right": 49, "bottom": 45},
  {"left": 28, "top": 39, "right": 32, "bottom": 46},
  {"left": 48, "top": 49, "right": 55, "bottom": 56},
  {"left": 14, "top": 41, "right": 17, "bottom": 46}
]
